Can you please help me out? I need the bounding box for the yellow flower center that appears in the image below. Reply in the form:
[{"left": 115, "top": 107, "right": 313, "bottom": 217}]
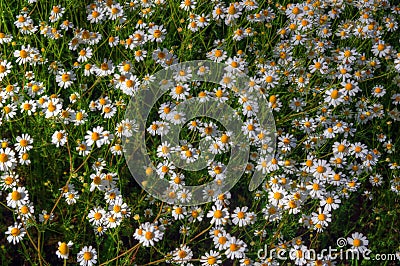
[
  {"left": 230, "top": 243, "right": 239, "bottom": 251},
  {"left": 91, "top": 132, "right": 100, "bottom": 141},
  {"left": 153, "top": 29, "right": 162, "bottom": 38},
  {"left": 377, "top": 44, "right": 385, "bottom": 51},
  {"left": 316, "top": 166, "right": 325, "bottom": 173},
  {"left": 19, "top": 139, "right": 28, "bottom": 147},
  {"left": 214, "top": 210, "right": 223, "bottom": 218},
  {"left": 220, "top": 134, "right": 229, "bottom": 143},
  {"left": 178, "top": 250, "right": 187, "bottom": 258},
  {"left": 343, "top": 50, "right": 351, "bottom": 57},
  {"left": 20, "top": 50, "right": 28, "bottom": 58},
  {"left": 0, "top": 153, "right": 8, "bottom": 163},
  {"left": 175, "top": 85, "right": 184, "bottom": 94},
  {"left": 207, "top": 256, "right": 216, "bottom": 264},
  {"left": 58, "top": 243, "right": 69, "bottom": 255},
  {"left": 265, "top": 76, "right": 273, "bottom": 83},
  {"left": 145, "top": 231, "right": 153, "bottom": 240},
  {"left": 4, "top": 176, "right": 14, "bottom": 185},
  {"left": 111, "top": 7, "right": 119, "bottom": 14},
  {"left": 20, "top": 205, "right": 29, "bottom": 214},
  {"left": 101, "top": 63, "right": 109, "bottom": 71},
  {"left": 11, "top": 227, "right": 20, "bottom": 236},
  {"left": 218, "top": 236, "right": 227, "bottom": 244},
  {"left": 353, "top": 239, "right": 361, "bottom": 247},
  {"left": 214, "top": 50, "right": 223, "bottom": 57},
  {"left": 330, "top": 89, "right": 339, "bottom": 99},
  {"left": 61, "top": 74, "right": 70, "bottom": 82},
  {"left": 83, "top": 251, "right": 92, "bottom": 261},
  {"left": 228, "top": 4, "right": 236, "bottom": 15},
  {"left": 215, "top": 89, "right": 223, "bottom": 98},
  {"left": 273, "top": 192, "right": 282, "bottom": 200},
  {"left": 92, "top": 10, "right": 100, "bottom": 18}
]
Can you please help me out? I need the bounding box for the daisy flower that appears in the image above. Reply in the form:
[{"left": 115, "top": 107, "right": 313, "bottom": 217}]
[
  {"left": 207, "top": 204, "right": 229, "bottom": 226},
  {"left": 371, "top": 40, "right": 391, "bottom": 58},
  {"left": 0, "top": 147, "right": 17, "bottom": 172},
  {"left": 200, "top": 250, "right": 222, "bottom": 266},
  {"left": 76, "top": 141, "right": 92, "bottom": 156},
  {"left": 188, "top": 206, "right": 203, "bottom": 223},
  {"left": 268, "top": 187, "right": 287, "bottom": 206},
  {"left": 231, "top": 206, "right": 251, "bottom": 227},
  {"left": 324, "top": 88, "right": 344, "bottom": 107},
  {"left": 16, "top": 202, "right": 35, "bottom": 221},
  {"left": 77, "top": 47, "right": 93, "bottom": 62},
  {"left": 39, "top": 210, "right": 54, "bottom": 223},
  {"left": 311, "top": 208, "right": 331, "bottom": 228},
  {"left": 56, "top": 70, "right": 76, "bottom": 88},
  {"left": 289, "top": 245, "right": 308, "bottom": 265},
  {"left": 347, "top": 232, "right": 369, "bottom": 253},
  {"left": 180, "top": 0, "right": 196, "bottom": 11},
  {"left": 263, "top": 70, "right": 279, "bottom": 89},
  {"left": 170, "top": 83, "right": 190, "bottom": 100},
  {"left": 101, "top": 104, "right": 117, "bottom": 119},
  {"left": 207, "top": 48, "right": 228, "bottom": 63},
  {"left": 0, "top": 59, "right": 12, "bottom": 80},
  {"left": 134, "top": 49, "right": 147, "bottom": 61},
  {"left": 320, "top": 192, "right": 341, "bottom": 212},
  {"left": 135, "top": 222, "right": 164, "bottom": 247},
  {"left": 6, "top": 186, "right": 29, "bottom": 209},
  {"left": 311, "top": 159, "right": 332, "bottom": 180},
  {"left": 369, "top": 174, "right": 383, "bottom": 187},
  {"left": 5, "top": 223, "right": 26, "bottom": 244},
  {"left": 172, "top": 244, "right": 193, "bottom": 264},
  {"left": 108, "top": 35, "right": 119, "bottom": 47},
  {"left": 65, "top": 190, "right": 79, "bottom": 205},
  {"left": 157, "top": 141, "right": 172, "bottom": 159},
  {"left": 88, "top": 207, "right": 106, "bottom": 226},
  {"left": 51, "top": 130, "right": 68, "bottom": 147},
  {"left": 147, "top": 25, "right": 166, "bottom": 43},
  {"left": 44, "top": 98, "right": 63, "bottom": 118},
  {"left": 77, "top": 246, "right": 97, "bottom": 266},
  {"left": 1, "top": 172, "right": 19, "bottom": 190},
  {"left": 96, "top": 59, "right": 115, "bottom": 77},
  {"left": 89, "top": 171, "right": 105, "bottom": 192},
  {"left": 225, "top": 236, "right": 247, "bottom": 260},
  {"left": 87, "top": 8, "right": 105, "bottom": 24},
  {"left": 0, "top": 32, "right": 13, "bottom": 44},
  {"left": 20, "top": 100, "right": 37, "bottom": 115},
  {"left": 337, "top": 47, "right": 358, "bottom": 64},
  {"left": 107, "top": 3, "right": 124, "bottom": 20},
  {"left": 15, "top": 134, "right": 33, "bottom": 153},
  {"left": 73, "top": 110, "right": 88, "bottom": 125},
  {"left": 213, "top": 231, "right": 231, "bottom": 251},
  {"left": 13, "top": 45, "right": 33, "bottom": 65},
  {"left": 370, "top": 84, "right": 386, "bottom": 98},
  {"left": 56, "top": 241, "right": 73, "bottom": 260},
  {"left": 156, "top": 160, "right": 175, "bottom": 179},
  {"left": 225, "top": 2, "right": 243, "bottom": 25},
  {"left": 85, "top": 126, "right": 106, "bottom": 148},
  {"left": 49, "top": 5, "right": 65, "bottom": 22},
  {"left": 19, "top": 152, "right": 31, "bottom": 165},
  {"left": 171, "top": 205, "right": 186, "bottom": 220}
]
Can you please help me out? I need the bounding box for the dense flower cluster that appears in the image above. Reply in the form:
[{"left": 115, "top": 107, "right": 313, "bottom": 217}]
[{"left": 0, "top": 0, "right": 399, "bottom": 265}]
